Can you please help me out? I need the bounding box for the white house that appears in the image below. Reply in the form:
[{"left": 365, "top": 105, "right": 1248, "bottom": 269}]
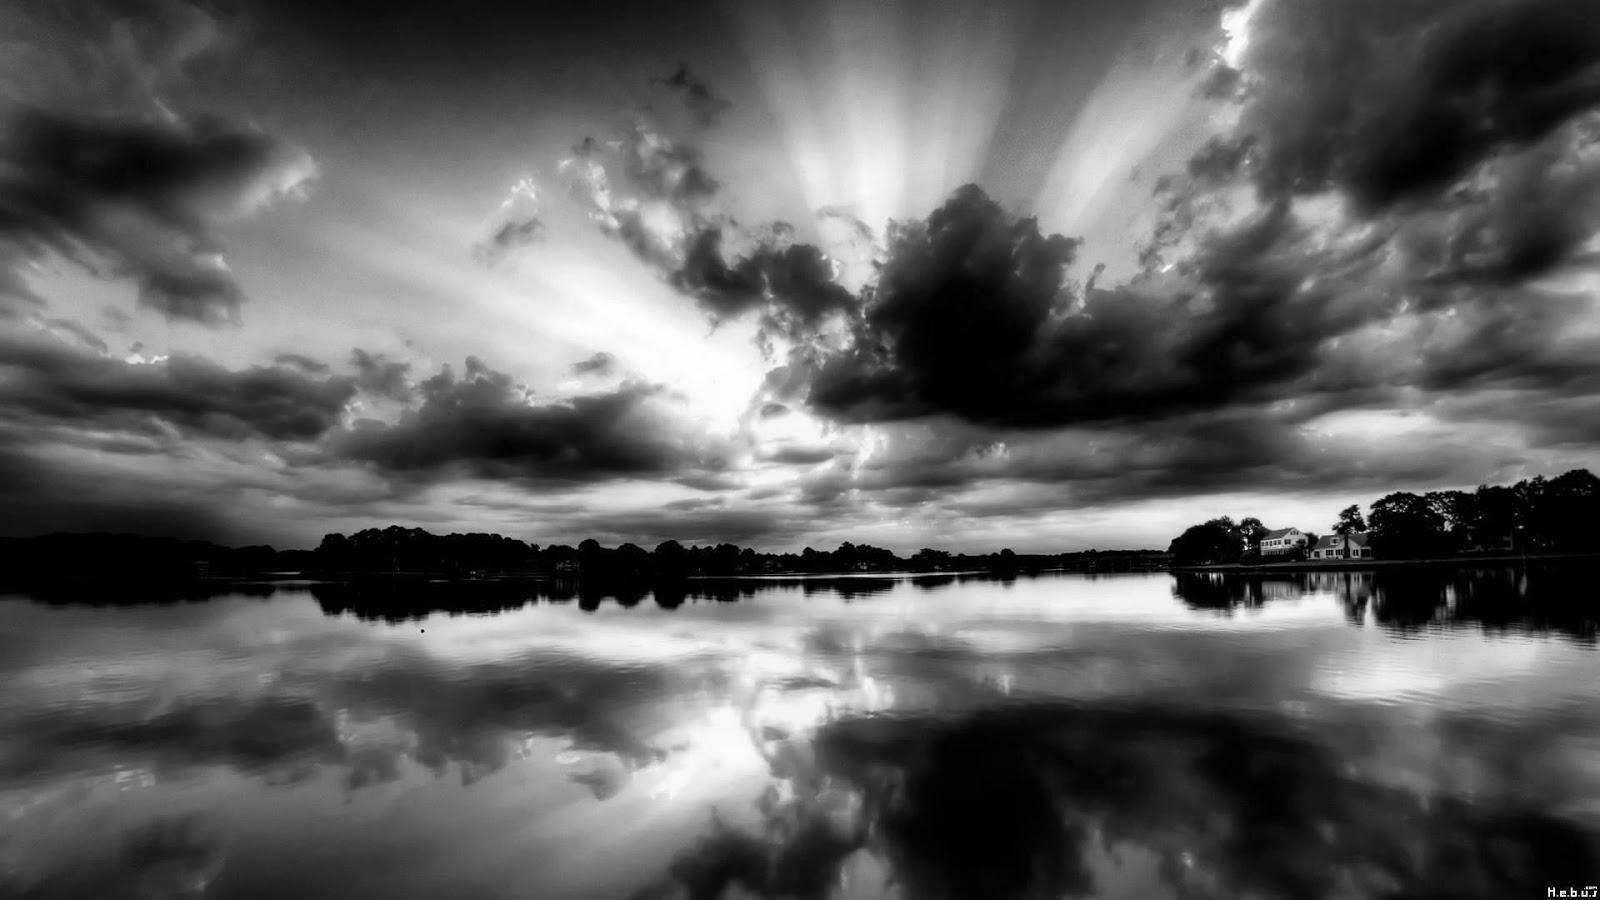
[
  {"left": 1310, "top": 532, "right": 1374, "bottom": 560},
  {"left": 1258, "top": 528, "right": 1310, "bottom": 556}
]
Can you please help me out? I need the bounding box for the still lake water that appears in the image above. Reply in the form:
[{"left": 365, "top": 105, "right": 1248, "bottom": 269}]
[{"left": 2, "top": 567, "right": 1598, "bottom": 900}]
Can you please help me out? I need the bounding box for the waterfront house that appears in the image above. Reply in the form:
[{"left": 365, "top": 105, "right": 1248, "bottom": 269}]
[
  {"left": 1464, "top": 528, "right": 1515, "bottom": 554},
  {"left": 1310, "top": 532, "right": 1373, "bottom": 560},
  {"left": 1259, "top": 528, "right": 1311, "bottom": 556}
]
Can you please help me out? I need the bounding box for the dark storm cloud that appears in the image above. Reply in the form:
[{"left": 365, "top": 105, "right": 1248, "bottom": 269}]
[
  {"left": 349, "top": 348, "right": 414, "bottom": 402},
  {"left": 0, "top": 330, "right": 356, "bottom": 441},
  {"left": 732, "top": 0, "right": 1600, "bottom": 500},
  {"left": 674, "top": 227, "right": 858, "bottom": 339},
  {"left": 1182, "top": 0, "right": 1600, "bottom": 302},
  {"left": 556, "top": 107, "right": 857, "bottom": 343},
  {"left": 335, "top": 356, "right": 732, "bottom": 486},
  {"left": 788, "top": 171, "right": 1594, "bottom": 440},
  {"left": 470, "top": 16, "right": 1600, "bottom": 520},
  {"left": 1230, "top": 0, "right": 1600, "bottom": 212},
  {"left": 1401, "top": 290, "right": 1600, "bottom": 397},
  {"left": 0, "top": 107, "right": 316, "bottom": 322},
  {"left": 1397, "top": 124, "right": 1600, "bottom": 288},
  {"left": 790, "top": 186, "right": 1390, "bottom": 429}
]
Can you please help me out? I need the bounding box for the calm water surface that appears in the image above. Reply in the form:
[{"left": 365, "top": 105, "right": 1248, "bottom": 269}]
[{"left": 2, "top": 567, "right": 1598, "bottom": 899}]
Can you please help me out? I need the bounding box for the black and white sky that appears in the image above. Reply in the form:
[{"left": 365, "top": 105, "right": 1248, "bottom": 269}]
[{"left": 2, "top": 0, "right": 1599, "bottom": 551}]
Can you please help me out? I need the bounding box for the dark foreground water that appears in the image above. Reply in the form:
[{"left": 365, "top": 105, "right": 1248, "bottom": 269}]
[{"left": 2, "top": 566, "right": 1598, "bottom": 900}]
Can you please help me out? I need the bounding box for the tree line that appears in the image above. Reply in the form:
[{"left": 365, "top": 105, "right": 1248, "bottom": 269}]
[
  {"left": 1168, "top": 468, "right": 1600, "bottom": 566},
  {"left": 308, "top": 529, "right": 1168, "bottom": 577},
  {"left": 0, "top": 527, "right": 1170, "bottom": 580}
]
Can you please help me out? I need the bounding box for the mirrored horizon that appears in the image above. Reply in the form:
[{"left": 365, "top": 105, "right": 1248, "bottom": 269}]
[{"left": 2, "top": 568, "right": 1597, "bottom": 899}]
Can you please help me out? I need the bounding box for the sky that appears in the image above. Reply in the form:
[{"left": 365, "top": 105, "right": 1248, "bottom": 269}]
[{"left": 1, "top": 0, "right": 1599, "bottom": 552}]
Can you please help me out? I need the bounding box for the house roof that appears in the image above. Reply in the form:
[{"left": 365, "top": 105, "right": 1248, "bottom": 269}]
[
  {"left": 1262, "top": 528, "right": 1299, "bottom": 539},
  {"left": 1312, "top": 532, "right": 1371, "bottom": 550}
]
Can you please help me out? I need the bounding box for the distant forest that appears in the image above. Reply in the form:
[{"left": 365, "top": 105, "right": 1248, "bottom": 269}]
[
  {"left": 1169, "top": 468, "right": 1600, "bottom": 566},
  {"left": 0, "top": 530, "right": 1169, "bottom": 581}
]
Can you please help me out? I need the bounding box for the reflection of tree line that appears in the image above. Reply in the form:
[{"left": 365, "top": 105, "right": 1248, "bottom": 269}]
[
  {"left": 307, "top": 575, "right": 927, "bottom": 621},
  {"left": 12, "top": 570, "right": 1042, "bottom": 618},
  {"left": 1172, "top": 564, "right": 1597, "bottom": 641}
]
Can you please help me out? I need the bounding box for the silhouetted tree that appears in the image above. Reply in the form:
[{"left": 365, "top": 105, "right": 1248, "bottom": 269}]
[
  {"left": 1332, "top": 505, "right": 1366, "bottom": 535},
  {"left": 1238, "top": 517, "right": 1269, "bottom": 554},
  {"left": 1368, "top": 492, "right": 1446, "bottom": 558},
  {"left": 1525, "top": 469, "right": 1600, "bottom": 552},
  {"left": 1425, "top": 490, "right": 1477, "bottom": 553},
  {"left": 1168, "top": 518, "right": 1244, "bottom": 566}
]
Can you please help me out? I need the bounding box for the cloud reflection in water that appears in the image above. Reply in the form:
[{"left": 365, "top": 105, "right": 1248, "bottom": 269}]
[{"left": 2, "top": 568, "right": 1598, "bottom": 899}]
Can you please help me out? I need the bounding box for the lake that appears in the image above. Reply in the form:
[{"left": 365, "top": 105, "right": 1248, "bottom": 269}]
[{"left": 2, "top": 566, "right": 1598, "bottom": 899}]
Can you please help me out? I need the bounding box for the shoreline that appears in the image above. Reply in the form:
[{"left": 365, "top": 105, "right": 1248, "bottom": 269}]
[
  {"left": 1173, "top": 552, "right": 1600, "bottom": 573},
  {"left": 8, "top": 554, "right": 1592, "bottom": 592}
]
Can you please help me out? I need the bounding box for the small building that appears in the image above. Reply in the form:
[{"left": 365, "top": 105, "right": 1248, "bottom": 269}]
[
  {"left": 1310, "top": 532, "right": 1374, "bottom": 560},
  {"left": 1259, "top": 528, "right": 1311, "bottom": 556},
  {"left": 1464, "top": 528, "right": 1515, "bottom": 554}
]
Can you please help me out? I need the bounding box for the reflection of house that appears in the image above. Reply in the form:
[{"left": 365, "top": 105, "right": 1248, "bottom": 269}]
[
  {"left": 1259, "top": 528, "right": 1310, "bottom": 556},
  {"left": 1310, "top": 532, "right": 1373, "bottom": 560},
  {"left": 1257, "top": 579, "right": 1304, "bottom": 603},
  {"left": 1308, "top": 570, "right": 1375, "bottom": 601}
]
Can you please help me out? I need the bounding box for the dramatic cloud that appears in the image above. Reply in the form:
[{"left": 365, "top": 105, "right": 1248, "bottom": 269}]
[
  {"left": 674, "top": 226, "right": 858, "bottom": 341},
  {"left": 0, "top": 329, "right": 356, "bottom": 442},
  {"left": 335, "top": 356, "right": 735, "bottom": 486},
  {"left": 1224, "top": 0, "right": 1600, "bottom": 212},
  {"left": 5, "top": 0, "right": 1600, "bottom": 549},
  {"left": 349, "top": 348, "right": 414, "bottom": 402},
  {"left": 692, "top": 2, "right": 1600, "bottom": 481},
  {"left": 554, "top": 117, "right": 857, "bottom": 346},
  {"left": 0, "top": 1, "right": 316, "bottom": 321},
  {"left": 0, "top": 108, "right": 316, "bottom": 322}
]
